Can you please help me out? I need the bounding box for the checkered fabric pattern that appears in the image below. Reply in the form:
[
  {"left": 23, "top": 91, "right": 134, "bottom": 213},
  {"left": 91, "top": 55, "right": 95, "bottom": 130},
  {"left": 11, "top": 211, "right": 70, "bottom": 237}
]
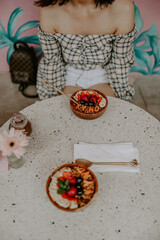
[{"left": 37, "top": 26, "right": 137, "bottom": 101}]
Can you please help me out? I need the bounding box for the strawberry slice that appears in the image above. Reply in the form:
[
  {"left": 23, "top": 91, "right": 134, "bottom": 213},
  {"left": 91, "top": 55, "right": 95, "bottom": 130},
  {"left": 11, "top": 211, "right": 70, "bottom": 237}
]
[
  {"left": 97, "top": 97, "right": 102, "bottom": 103},
  {"left": 90, "top": 96, "right": 97, "bottom": 104},
  {"left": 69, "top": 176, "right": 77, "bottom": 185},
  {"left": 58, "top": 176, "right": 65, "bottom": 181},
  {"left": 77, "top": 94, "right": 81, "bottom": 100},
  {"left": 81, "top": 95, "right": 89, "bottom": 102},
  {"left": 66, "top": 186, "right": 77, "bottom": 197},
  {"left": 61, "top": 192, "right": 77, "bottom": 201},
  {"left": 63, "top": 171, "right": 72, "bottom": 180}
]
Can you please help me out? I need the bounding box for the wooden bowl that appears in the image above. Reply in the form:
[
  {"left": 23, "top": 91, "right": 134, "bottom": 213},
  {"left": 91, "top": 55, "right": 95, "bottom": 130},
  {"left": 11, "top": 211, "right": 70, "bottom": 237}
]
[
  {"left": 70, "top": 89, "right": 108, "bottom": 120},
  {"left": 46, "top": 163, "right": 98, "bottom": 212}
]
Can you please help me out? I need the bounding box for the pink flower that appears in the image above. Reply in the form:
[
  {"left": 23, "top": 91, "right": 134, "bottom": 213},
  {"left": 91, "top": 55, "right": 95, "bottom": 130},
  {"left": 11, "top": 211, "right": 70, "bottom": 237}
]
[{"left": 0, "top": 128, "right": 29, "bottom": 158}]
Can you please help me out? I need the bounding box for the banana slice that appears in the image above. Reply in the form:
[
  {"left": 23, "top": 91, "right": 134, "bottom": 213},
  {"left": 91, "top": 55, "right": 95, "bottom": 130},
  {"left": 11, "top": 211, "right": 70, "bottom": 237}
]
[
  {"left": 50, "top": 176, "right": 57, "bottom": 184},
  {"left": 54, "top": 170, "right": 63, "bottom": 178},
  {"left": 49, "top": 176, "right": 57, "bottom": 190},
  {"left": 69, "top": 200, "right": 78, "bottom": 209},
  {"left": 52, "top": 191, "right": 70, "bottom": 208},
  {"left": 48, "top": 167, "right": 78, "bottom": 209},
  {"left": 99, "top": 98, "right": 106, "bottom": 108},
  {"left": 49, "top": 185, "right": 57, "bottom": 191},
  {"left": 58, "top": 197, "right": 70, "bottom": 208},
  {"left": 49, "top": 188, "right": 57, "bottom": 199}
]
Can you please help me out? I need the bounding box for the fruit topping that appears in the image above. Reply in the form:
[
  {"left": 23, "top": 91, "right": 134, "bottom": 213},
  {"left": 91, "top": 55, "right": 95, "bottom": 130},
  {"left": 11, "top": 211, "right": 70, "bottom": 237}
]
[
  {"left": 90, "top": 96, "right": 97, "bottom": 104},
  {"left": 76, "top": 177, "right": 83, "bottom": 183},
  {"left": 84, "top": 102, "right": 89, "bottom": 106},
  {"left": 97, "top": 97, "right": 102, "bottom": 103},
  {"left": 77, "top": 94, "right": 81, "bottom": 100},
  {"left": 49, "top": 189, "right": 70, "bottom": 208},
  {"left": 68, "top": 176, "right": 77, "bottom": 185},
  {"left": 66, "top": 186, "right": 77, "bottom": 197},
  {"left": 77, "top": 189, "right": 83, "bottom": 196},
  {"left": 63, "top": 171, "right": 72, "bottom": 180},
  {"left": 75, "top": 183, "right": 82, "bottom": 190},
  {"left": 72, "top": 90, "right": 107, "bottom": 114},
  {"left": 89, "top": 102, "right": 95, "bottom": 107},
  {"left": 80, "top": 100, "right": 85, "bottom": 105},
  {"left": 99, "top": 98, "right": 106, "bottom": 108},
  {"left": 61, "top": 192, "right": 77, "bottom": 201},
  {"left": 70, "top": 200, "right": 78, "bottom": 209},
  {"left": 81, "top": 95, "right": 89, "bottom": 102},
  {"left": 48, "top": 165, "right": 96, "bottom": 210},
  {"left": 58, "top": 176, "right": 65, "bottom": 181}
]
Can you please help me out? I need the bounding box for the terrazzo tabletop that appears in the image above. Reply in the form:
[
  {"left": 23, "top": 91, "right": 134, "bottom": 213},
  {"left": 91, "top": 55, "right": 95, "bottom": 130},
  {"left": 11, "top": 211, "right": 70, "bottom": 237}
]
[{"left": 0, "top": 96, "right": 160, "bottom": 240}]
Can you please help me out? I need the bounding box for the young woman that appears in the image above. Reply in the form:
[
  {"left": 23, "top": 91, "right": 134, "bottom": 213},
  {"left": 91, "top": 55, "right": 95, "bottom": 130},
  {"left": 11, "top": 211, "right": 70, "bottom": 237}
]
[{"left": 35, "top": 0, "right": 136, "bottom": 101}]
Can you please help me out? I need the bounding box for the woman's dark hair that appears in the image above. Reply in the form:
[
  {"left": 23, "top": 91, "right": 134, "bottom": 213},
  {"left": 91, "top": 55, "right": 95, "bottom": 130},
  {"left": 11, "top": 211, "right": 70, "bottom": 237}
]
[{"left": 34, "top": 0, "right": 115, "bottom": 7}]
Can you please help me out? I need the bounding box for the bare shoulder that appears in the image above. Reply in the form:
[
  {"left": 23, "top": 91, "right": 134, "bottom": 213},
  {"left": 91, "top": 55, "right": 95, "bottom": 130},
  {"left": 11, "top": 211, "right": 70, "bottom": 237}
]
[
  {"left": 111, "top": 0, "right": 135, "bottom": 34},
  {"left": 40, "top": 5, "right": 59, "bottom": 33}
]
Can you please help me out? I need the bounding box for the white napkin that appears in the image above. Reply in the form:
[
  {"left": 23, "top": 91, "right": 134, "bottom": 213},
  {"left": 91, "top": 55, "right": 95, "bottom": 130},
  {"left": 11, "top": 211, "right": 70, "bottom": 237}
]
[{"left": 74, "top": 142, "right": 140, "bottom": 173}]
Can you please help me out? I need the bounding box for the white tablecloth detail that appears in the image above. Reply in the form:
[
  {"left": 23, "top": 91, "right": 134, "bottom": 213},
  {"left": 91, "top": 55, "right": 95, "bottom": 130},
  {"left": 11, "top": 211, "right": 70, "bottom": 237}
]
[{"left": 74, "top": 142, "right": 140, "bottom": 173}]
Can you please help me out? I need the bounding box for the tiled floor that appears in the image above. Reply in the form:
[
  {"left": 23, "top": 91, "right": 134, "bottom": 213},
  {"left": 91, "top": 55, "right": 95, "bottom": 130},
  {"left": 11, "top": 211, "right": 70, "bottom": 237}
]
[{"left": 0, "top": 72, "right": 160, "bottom": 126}]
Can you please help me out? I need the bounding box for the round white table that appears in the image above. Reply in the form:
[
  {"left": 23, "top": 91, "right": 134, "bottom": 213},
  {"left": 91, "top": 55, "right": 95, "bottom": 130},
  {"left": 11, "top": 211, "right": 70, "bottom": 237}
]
[{"left": 0, "top": 96, "right": 160, "bottom": 240}]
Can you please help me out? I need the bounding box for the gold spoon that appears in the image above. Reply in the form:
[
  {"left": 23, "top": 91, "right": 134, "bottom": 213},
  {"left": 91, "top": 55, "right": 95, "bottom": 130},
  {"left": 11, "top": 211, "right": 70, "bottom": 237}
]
[
  {"left": 44, "top": 80, "right": 78, "bottom": 105},
  {"left": 75, "top": 158, "right": 139, "bottom": 168}
]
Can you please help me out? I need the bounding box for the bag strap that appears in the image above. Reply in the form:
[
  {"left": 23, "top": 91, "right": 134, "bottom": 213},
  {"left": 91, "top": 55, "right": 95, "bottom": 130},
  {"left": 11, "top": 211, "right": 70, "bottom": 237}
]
[
  {"left": 14, "top": 41, "right": 32, "bottom": 51},
  {"left": 19, "top": 81, "right": 38, "bottom": 98}
]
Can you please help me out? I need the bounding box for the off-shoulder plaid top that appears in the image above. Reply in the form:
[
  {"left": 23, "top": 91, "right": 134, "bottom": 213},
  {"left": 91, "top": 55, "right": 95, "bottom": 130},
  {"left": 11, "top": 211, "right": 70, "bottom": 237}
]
[{"left": 37, "top": 26, "right": 137, "bottom": 101}]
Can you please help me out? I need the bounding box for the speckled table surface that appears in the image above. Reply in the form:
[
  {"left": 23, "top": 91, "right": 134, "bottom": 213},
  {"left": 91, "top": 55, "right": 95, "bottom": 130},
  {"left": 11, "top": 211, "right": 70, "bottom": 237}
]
[{"left": 0, "top": 96, "right": 160, "bottom": 240}]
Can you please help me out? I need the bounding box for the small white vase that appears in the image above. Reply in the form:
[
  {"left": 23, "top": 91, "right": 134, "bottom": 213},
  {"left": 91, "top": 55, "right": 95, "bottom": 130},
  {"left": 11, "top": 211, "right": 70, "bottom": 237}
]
[{"left": 8, "top": 154, "right": 25, "bottom": 169}]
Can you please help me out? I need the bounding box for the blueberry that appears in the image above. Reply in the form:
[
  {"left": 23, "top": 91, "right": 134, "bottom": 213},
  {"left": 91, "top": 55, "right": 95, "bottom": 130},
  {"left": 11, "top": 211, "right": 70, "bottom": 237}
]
[
  {"left": 76, "top": 177, "right": 83, "bottom": 183},
  {"left": 80, "top": 100, "right": 85, "bottom": 105},
  {"left": 77, "top": 189, "right": 83, "bottom": 196},
  {"left": 84, "top": 102, "right": 89, "bottom": 106},
  {"left": 75, "top": 183, "right": 82, "bottom": 190},
  {"left": 89, "top": 102, "right": 95, "bottom": 107}
]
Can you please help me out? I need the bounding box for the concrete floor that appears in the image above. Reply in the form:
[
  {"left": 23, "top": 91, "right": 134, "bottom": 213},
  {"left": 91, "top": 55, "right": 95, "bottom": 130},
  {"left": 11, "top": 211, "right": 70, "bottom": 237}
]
[
  {"left": 131, "top": 75, "right": 160, "bottom": 121},
  {"left": 0, "top": 72, "right": 39, "bottom": 126},
  {"left": 0, "top": 72, "right": 160, "bottom": 126}
]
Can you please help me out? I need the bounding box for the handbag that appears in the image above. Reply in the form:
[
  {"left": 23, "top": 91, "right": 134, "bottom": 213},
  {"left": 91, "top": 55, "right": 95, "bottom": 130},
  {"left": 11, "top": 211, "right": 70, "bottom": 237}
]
[{"left": 9, "top": 41, "right": 38, "bottom": 98}]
